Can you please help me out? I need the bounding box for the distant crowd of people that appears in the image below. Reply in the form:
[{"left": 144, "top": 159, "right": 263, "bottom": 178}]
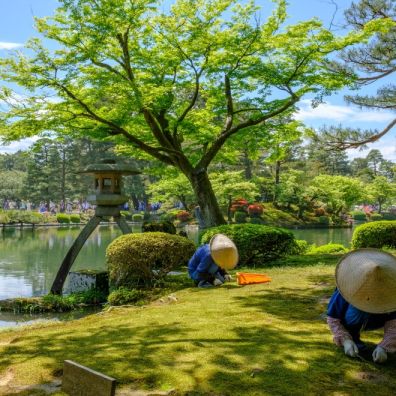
[{"left": 1, "top": 198, "right": 163, "bottom": 215}]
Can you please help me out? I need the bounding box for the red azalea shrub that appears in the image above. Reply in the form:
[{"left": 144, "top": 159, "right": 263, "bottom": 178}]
[
  {"left": 176, "top": 210, "right": 191, "bottom": 222},
  {"left": 231, "top": 198, "right": 248, "bottom": 213},
  {"left": 248, "top": 203, "right": 264, "bottom": 216}
]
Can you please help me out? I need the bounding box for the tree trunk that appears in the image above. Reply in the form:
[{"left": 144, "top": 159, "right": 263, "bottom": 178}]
[
  {"left": 242, "top": 149, "right": 253, "bottom": 180},
  {"left": 189, "top": 170, "right": 226, "bottom": 227}
]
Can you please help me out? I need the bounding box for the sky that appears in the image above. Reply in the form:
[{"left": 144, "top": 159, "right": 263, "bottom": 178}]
[{"left": 0, "top": 0, "right": 395, "bottom": 160}]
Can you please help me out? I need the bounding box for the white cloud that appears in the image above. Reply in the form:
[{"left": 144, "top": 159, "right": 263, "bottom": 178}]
[
  {"left": 0, "top": 137, "right": 39, "bottom": 153},
  {"left": 295, "top": 99, "right": 395, "bottom": 123},
  {"left": 0, "top": 42, "right": 23, "bottom": 50},
  {"left": 347, "top": 141, "right": 396, "bottom": 161}
]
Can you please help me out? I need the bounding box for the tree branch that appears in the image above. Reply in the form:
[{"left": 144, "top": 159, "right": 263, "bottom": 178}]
[
  {"left": 197, "top": 95, "right": 299, "bottom": 169},
  {"left": 327, "top": 117, "right": 396, "bottom": 149}
]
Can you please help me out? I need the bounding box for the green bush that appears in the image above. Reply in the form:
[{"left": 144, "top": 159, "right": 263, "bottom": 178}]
[
  {"left": 200, "top": 224, "right": 296, "bottom": 267},
  {"left": 0, "top": 211, "right": 10, "bottom": 224},
  {"left": 132, "top": 213, "right": 144, "bottom": 222},
  {"left": 307, "top": 243, "right": 348, "bottom": 255},
  {"left": 351, "top": 211, "right": 367, "bottom": 221},
  {"left": 382, "top": 212, "right": 396, "bottom": 220},
  {"left": 289, "top": 239, "right": 310, "bottom": 255},
  {"left": 352, "top": 221, "right": 396, "bottom": 249},
  {"left": 248, "top": 217, "right": 265, "bottom": 225},
  {"left": 57, "top": 213, "right": 70, "bottom": 224},
  {"left": 370, "top": 213, "right": 383, "bottom": 221},
  {"left": 70, "top": 214, "right": 81, "bottom": 223},
  {"left": 107, "top": 287, "right": 147, "bottom": 306},
  {"left": 143, "top": 221, "right": 176, "bottom": 234},
  {"left": 234, "top": 211, "right": 248, "bottom": 224},
  {"left": 318, "top": 215, "right": 330, "bottom": 225},
  {"left": 106, "top": 232, "right": 196, "bottom": 288}
]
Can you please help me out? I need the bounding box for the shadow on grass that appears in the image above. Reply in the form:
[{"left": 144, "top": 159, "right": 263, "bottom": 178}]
[{"left": 3, "top": 256, "right": 396, "bottom": 396}]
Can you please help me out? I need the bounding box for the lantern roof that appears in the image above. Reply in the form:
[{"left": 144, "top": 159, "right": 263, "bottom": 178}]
[{"left": 80, "top": 159, "right": 141, "bottom": 175}]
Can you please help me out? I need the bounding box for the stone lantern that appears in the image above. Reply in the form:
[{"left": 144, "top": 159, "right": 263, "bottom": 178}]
[{"left": 51, "top": 159, "right": 140, "bottom": 295}]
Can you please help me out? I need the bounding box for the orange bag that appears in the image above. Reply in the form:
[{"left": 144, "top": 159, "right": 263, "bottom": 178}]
[{"left": 236, "top": 272, "right": 271, "bottom": 285}]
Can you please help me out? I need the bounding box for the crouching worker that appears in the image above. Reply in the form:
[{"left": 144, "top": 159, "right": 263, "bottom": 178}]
[
  {"left": 327, "top": 249, "right": 396, "bottom": 363},
  {"left": 188, "top": 234, "right": 238, "bottom": 288}
]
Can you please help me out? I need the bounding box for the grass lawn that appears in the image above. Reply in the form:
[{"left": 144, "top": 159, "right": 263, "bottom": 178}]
[{"left": 1, "top": 254, "right": 396, "bottom": 395}]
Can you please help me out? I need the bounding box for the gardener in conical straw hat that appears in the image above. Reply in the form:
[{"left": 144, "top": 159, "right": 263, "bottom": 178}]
[
  {"left": 188, "top": 234, "right": 239, "bottom": 288},
  {"left": 327, "top": 249, "right": 396, "bottom": 363}
]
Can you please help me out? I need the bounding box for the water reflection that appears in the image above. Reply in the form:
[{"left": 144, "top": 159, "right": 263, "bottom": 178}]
[
  {"left": 0, "top": 224, "right": 145, "bottom": 300},
  {"left": 0, "top": 224, "right": 353, "bottom": 303}
]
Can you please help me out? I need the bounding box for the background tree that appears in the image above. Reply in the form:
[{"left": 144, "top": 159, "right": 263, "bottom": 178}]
[
  {"left": 319, "top": 0, "right": 396, "bottom": 148},
  {"left": 310, "top": 175, "right": 364, "bottom": 218},
  {"left": 0, "top": 0, "right": 379, "bottom": 226},
  {"left": 367, "top": 175, "right": 396, "bottom": 213}
]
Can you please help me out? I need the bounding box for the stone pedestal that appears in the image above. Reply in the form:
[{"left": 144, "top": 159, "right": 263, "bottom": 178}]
[{"left": 69, "top": 270, "right": 109, "bottom": 295}]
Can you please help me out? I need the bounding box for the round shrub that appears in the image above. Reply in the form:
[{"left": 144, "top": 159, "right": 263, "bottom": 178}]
[
  {"left": 200, "top": 224, "right": 296, "bottom": 267},
  {"left": 352, "top": 221, "right": 396, "bottom": 249},
  {"left": 106, "top": 232, "right": 195, "bottom": 288},
  {"left": 307, "top": 243, "right": 348, "bottom": 255},
  {"left": 248, "top": 204, "right": 264, "bottom": 217},
  {"left": 382, "top": 212, "right": 396, "bottom": 221},
  {"left": 0, "top": 212, "right": 10, "bottom": 224},
  {"left": 143, "top": 221, "right": 176, "bottom": 234},
  {"left": 176, "top": 210, "right": 191, "bottom": 222},
  {"left": 132, "top": 213, "right": 144, "bottom": 222},
  {"left": 351, "top": 211, "right": 367, "bottom": 221},
  {"left": 319, "top": 215, "right": 330, "bottom": 225},
  {"left": 70, "top": 214, "right": 81, "bottom": 223},
  {"left": 370, "top": 213, "right": 383, "bottom": 221},
  {"left": 57, "top": 213, "right": 70, "bottom": 224},
  {"left": 234, "top": 211, "right": 248, "bottom": 224},
  {"left": 290, "top": 239, "right": 310, "bottom": 255},
  {"left": 107, "top": 287, "right": 147, "bottom": 306}
]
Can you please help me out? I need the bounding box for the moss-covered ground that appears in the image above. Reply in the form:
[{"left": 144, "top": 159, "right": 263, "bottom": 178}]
[{"left": 1, "top": 254, "right": 396, "bottom": 395}]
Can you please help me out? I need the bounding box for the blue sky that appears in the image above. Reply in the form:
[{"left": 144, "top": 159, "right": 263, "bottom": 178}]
[{"left": 0, "top": 0, "right": 395, "bottom": 160}]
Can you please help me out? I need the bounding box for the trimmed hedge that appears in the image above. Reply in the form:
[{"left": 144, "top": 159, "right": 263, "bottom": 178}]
[
  {"left": 200, "top": 224, "right": 296, "bottom": 267},
  {"left": 307, "top": 243, "right": 348, "bottom": 255},
  {"left": 106, "top": 232, "right": 195, "bottom": 288},
  {"left": 351, "top": 211, "right": 366, "bottom": 221},
  {"left": 370, "top": 213, "right": 383, "bottom": 221},
  {"left": 57, "top": 213, "right": 70, "bottom": 224},
  {"left": 70, "top": 214, "right": 81, "bottom": 223},
  {"left": 352, "top": 220, "right": 396, "bottom": 249}
]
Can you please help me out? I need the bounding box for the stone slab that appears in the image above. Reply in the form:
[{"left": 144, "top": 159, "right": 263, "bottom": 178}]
[
  {"left": 69, "top": 271, "right": 109, "bottom": 294},
  {"left": 62, "top": 360, "right": 116, "bottom": 396}
]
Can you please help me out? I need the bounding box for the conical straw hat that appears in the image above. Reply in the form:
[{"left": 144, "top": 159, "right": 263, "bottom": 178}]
[
  {"left": 209, "top": 234, "right": 239, "bottom": 270},
  {"left": 336, "top": 248, "right": 396, "bottom": 314}
]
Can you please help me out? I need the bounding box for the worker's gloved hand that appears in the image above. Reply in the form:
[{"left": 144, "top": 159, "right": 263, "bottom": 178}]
[
  {"left": 213, "top": 278, "right": 223, "bottom": 286},
  {"left": 224, "top": 274, "right": 233, "bottom": 282},
  {"left": 343, "top": 339, "right": 359, "bottom": 358},
  {"left": 372, "top": 346, "right": 387, "bottom": 363}
]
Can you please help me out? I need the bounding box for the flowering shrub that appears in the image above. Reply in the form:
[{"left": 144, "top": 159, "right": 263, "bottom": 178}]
[
  {"left": 176, "top": 210, "right": 191, "bottom": 222},
  {"left": 230, "top": 198, "right": 248, "bottom": 213},
  {"left": 248, "top": 203, "right": 264, "bottom": 216}
]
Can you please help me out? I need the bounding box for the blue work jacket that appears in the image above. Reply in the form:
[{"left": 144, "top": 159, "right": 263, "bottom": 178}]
[
  {"left": 188, "top": 244, "right": 219, "bottom": 281},
  {"left": 327, "top": 288, "right": 396, "bottom": 331}
]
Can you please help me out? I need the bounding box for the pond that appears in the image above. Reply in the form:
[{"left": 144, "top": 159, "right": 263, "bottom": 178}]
[{"left": 0, "top": 224, "right": 354, "bottom": 327}]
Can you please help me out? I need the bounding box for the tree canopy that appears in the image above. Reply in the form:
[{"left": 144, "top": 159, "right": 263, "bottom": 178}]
[{"left": 0, "top": 0, "right": 387, "bottom": 226}]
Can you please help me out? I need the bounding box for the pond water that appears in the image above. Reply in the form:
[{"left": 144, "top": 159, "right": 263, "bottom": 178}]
[{"left": 0, "top": 223, "right": 354, "bottom": 327}]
